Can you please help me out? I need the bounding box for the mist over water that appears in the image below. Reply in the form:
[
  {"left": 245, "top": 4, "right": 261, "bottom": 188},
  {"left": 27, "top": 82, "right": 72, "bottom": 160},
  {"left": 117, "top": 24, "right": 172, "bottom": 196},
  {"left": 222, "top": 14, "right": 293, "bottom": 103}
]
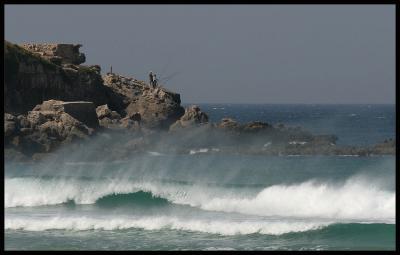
[{"left": 5, "top": 104, "right": 396, "bottom": 250}]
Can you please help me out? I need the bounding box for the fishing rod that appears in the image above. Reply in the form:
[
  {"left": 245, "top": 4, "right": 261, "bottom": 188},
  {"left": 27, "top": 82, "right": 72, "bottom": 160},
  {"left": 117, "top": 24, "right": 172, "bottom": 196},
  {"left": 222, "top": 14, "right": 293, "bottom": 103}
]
[
  {"left": 159, "top": 71, "right": 180, "bottom": 85},
  {"left": 156, "top": 55, "right": 182, "bottom": 86},
  {"left": 158, "top": 55, "right": 173, "bottom": 80}
]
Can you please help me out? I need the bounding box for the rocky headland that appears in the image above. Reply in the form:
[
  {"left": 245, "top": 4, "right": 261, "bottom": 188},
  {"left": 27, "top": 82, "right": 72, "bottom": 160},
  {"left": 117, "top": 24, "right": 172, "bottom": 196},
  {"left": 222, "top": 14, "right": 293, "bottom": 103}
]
[{"left": 4, "top": 41, "right": 395, "bottom": 162}]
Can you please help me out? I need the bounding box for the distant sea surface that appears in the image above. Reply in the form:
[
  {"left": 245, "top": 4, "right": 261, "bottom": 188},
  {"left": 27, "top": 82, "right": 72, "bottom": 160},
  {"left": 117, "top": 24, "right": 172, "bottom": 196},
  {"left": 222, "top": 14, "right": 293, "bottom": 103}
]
[
  {"left": 186, "top": 104, "right": 395, "bottom": 146},
  {"left": 5, "top": 104, "right": 395, "bottom": 250}
]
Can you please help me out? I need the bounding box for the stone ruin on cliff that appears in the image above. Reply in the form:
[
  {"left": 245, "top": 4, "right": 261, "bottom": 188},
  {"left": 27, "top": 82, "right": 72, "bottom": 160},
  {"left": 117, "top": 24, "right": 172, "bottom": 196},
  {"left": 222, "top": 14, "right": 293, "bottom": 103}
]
[{"left": 19, "top": 43, "right": 86, "bottom": 65}]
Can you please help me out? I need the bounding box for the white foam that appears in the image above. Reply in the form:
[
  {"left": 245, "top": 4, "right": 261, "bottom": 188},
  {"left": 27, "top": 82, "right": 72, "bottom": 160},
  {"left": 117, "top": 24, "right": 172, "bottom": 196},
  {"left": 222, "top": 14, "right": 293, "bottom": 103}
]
[
  {"left": 289, "top": 141, "right": 307, "bottom": 145},
  {"left": 6, "top": 178, "right": 139, "bottom": 207},
  {"left": 199, "top": 179, "right": 395, "bottom": 221},
  {"left": 147, "top": 151, "right": 163, "bottom": 156},
  {"left": 5, "top": 215, "right": 331, "bottom": 235},
  {"left": 5, "top": 176, "right": 395, "bottom": 222},
  {"left": 4, "top": 178, "right": 218, "bottom": 208},
  {"left": 263, "top": 142, "right": 272, "bottom": 147},
  {"left": 189, "top": 148, "right": 209, "bottom": 155}
]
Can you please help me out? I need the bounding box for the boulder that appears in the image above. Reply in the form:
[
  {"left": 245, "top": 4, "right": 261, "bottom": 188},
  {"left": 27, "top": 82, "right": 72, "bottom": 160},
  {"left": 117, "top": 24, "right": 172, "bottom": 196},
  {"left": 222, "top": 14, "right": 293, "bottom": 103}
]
[
  {"left": 180, "top": 105, "right": 209, "bottom": 124},
  {"left": 242, "top": 121, "right": 271, "bottom": 132},
  {"left": 32, "top": 100, "right": 99, "bottom": 128},
  {"left": 170, "top": 105, "right": 208, "bottom": 130},
  {"left": 96, "top": 104, "right": 112, "bottom": 119},
  {"left": 32, "top": 99, "right": 63, "bottom": 111},
  {"left": 6, "top": 100, "right": 98, "bottom": 155},
  {"left": 120, "top": 117, "right": 140, "bottom": 131},
  {"left": 217, "top": 118, "right": 240, "bottom": 130},
  {"left": 26, "top": 111, "right": 47, "bottom": 127},
  {"left": 56, "top": 101, "right": 99, "bottom": 128}
]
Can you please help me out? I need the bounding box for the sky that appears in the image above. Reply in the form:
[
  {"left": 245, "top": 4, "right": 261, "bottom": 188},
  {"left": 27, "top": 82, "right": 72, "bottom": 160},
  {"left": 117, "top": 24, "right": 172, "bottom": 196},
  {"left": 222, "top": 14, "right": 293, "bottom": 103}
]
[{"left": 4, "top": 5, "right": 395, "bottom": 104}]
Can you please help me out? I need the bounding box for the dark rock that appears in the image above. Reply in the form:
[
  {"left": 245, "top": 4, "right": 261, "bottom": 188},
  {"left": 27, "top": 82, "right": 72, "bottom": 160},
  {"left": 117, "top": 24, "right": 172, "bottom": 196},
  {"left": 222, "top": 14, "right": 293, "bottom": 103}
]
[
  {"left": 128, "top": 112, "right": 141, "bottom": 122},
  {"left": 4, "top": 113, "right": 19, "bottom": 144},
  {"left": 242, "top": 121, "right": 271, "bottom": 132},
  {"left": 5, "top": 120, "right": 17, "bottom": 137},
  {"left": 370, "top": 138, "right": 395, "bottom": 155},
  {"left": 17, "top": 115, "right": 30, "bottom": 128},
  {"left": 56, "top": 101, "right": 99, "bottom": 129},
  {"left": 217, "top": 118, "right": 240, "bottom": 130}
]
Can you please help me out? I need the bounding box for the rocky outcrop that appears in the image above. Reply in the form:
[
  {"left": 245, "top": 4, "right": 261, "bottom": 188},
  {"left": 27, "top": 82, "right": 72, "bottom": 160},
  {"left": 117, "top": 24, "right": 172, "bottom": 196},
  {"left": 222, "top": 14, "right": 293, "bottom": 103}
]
[
  {"left": 103, "top": 73, "right": 185, "bottom": 129},
  {"left": 170, "top": 105, "right": 209, "bottom": 130},
  {"left": 102, "top": 73, "right": 144, "bottom": 113},
  {"left": 216, "top": 118, "right": 273, "bottom": 133},
  {"left": 96, "top": 103, "right": 143, "bottom": 132},
  {"left": 5, "top": 40, "right": 185, "bottom": 130},
  {"left": 33, "top": 100, "right": 99, "bottom": 128},
  {"left": 242, "top": 121, "right": 272, "bottom": 132},
  {"left": 19, "top": 43, "right": 86, "bottom": 65},
  {"left": 4, "top": 41, "right": 117, "bottom": 114},
  {"left": 4, "top": 40, "right": 394, "bottom": 161},
  {"left": 370, "top": 138, "right": 395, "bottom": 155},
  {"left": 5, "top": 100, "right": 97, "bottom": 157},
  {"left": 217, "top": 118, "right": 241, "bottom": 130},
  {"left": 96, "top": 104, "right": 114, "bottom": 119}
]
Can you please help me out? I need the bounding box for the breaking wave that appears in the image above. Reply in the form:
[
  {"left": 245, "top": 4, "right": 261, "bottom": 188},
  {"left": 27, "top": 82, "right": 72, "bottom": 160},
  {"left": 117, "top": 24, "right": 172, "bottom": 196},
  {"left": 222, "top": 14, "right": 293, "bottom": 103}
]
[
  {"left": 5, "top": 176, "right": 395, "bottom": 222},
  {"left": 5, "top": 215, "right": 332, "bottom": 235}
]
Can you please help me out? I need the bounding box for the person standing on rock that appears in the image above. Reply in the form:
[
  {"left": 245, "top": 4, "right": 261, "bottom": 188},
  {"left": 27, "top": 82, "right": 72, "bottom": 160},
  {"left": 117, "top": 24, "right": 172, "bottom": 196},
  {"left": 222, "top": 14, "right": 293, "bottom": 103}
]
[
  {"left": 149, "top": 71, "right": 154, "bottom": 87},
  {"left": 153, "top": 73, "right": 158, "bottom": 88}
]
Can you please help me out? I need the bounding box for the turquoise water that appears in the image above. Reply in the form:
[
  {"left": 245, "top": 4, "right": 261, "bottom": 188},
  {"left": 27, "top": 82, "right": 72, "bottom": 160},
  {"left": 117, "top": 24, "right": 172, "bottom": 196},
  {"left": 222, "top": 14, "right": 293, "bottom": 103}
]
[
  {"left": 4, "top": 104, "right": 396, "bottom": 250},
  {"left": 5, "top": 224, "right": 395, "bottom": 250}
]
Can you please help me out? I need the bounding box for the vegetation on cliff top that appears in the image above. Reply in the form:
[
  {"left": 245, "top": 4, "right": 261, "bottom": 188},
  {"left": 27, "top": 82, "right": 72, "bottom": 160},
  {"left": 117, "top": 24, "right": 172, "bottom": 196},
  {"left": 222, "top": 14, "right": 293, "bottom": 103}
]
[{"left": 5, "top": 40, "right": 59, "bottom": 75}]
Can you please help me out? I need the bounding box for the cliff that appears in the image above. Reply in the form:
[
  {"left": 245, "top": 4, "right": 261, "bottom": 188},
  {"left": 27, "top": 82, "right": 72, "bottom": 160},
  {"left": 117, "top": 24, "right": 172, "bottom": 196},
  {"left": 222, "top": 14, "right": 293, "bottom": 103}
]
[
  {"left": 4, "top": 41, "right": 184, "bottom": 128},
  {"left": 4, "top": 41, "right": 114, "bottom": 114},
  {"left": 102, "top": 73, "right": 184, "bottom": 129},
  {"left": 3, "top": 40, "right": 395, "bottom": 161}
]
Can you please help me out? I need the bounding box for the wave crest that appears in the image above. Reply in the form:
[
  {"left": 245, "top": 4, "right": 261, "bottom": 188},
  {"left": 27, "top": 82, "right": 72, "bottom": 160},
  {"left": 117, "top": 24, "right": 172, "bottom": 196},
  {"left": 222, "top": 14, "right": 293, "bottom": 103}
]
[
  {"left": 5, "top": 216, "right": 331, "bottom": 235},
  {"left": 5, "top": 177, "right": 395, "bottom": 222}
]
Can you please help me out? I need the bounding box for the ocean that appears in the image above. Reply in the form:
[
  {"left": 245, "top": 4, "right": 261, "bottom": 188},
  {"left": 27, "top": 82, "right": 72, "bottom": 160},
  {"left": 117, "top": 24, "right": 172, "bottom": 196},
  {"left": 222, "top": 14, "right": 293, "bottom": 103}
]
[{"left": 4, "top": 104, "right": 396, "bottom": 250}]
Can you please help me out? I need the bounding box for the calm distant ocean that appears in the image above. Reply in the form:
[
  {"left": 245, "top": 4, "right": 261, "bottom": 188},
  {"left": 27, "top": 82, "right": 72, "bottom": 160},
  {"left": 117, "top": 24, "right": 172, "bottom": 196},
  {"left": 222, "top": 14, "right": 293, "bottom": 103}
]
[
  {"left": 5, "top": 104, "right": 395, "bottom": 250},
  {"left": 189, "top": 104, "right": 395, "bottom": 146}
]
